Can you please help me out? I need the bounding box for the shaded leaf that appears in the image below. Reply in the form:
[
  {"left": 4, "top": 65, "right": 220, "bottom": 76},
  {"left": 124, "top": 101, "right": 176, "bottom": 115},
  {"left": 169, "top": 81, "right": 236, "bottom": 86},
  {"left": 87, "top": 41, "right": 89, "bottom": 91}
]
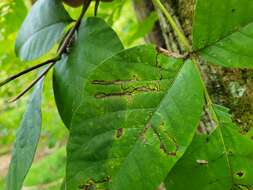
[
  {"left": 15, "top": 0, "right": 73, "bottom": 61},
  {"left": 193, "top": 0, "right": 253, "bottom": 68},
  {"left": 53, "top": 17, "right": 124, "bottom": 127},
  {"left": 6, "top": 79, "right": 44, "bottom": 190},
  {"left": 63, "top": 44, "right": 204, "bottom": 189},
  {"left": 165, "top": 105, "right": 253, "bottom": 190}
]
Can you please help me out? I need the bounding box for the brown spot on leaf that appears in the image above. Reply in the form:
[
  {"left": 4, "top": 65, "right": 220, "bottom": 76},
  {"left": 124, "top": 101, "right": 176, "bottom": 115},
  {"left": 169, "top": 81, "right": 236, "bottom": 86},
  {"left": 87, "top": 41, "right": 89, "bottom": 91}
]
[
  {"left": 92, "top": 79, "right": 136, "bottom": 85},
  {"left": 78, "top": 184, "right": 90, "bottom": 190},
  {"left": 236, "top": 171, "right": 244, "bottom": 178},
  {"left": 160, "top": 143, "right": 177, "bottom": 156},
  {"left": 79, "top": 176, "right": 111, "bottom": 189},
  {"left": 95, "top": 86, "right": 160, "bottom": 99},
  {"left": 116, "top": 128, "right": 123, "bottom": 138},
  {"left": 168, "top": 152, "right": 177, "bottom": 156}
]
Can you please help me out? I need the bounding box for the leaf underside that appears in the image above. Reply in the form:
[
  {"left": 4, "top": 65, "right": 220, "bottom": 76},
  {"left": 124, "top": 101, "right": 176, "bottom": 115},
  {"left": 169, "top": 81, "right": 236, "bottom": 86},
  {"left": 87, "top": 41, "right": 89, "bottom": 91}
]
[
  {"left": 165, "top": 105, "right": 253, "bottom": 190},
  {"left": 15, "top": 0, "right": 72, "bottom": 61},
  {"left": 193, "top": 0, "right": 253, "bottom": 68},
  {"left": 6, "top": 79, "right": 44, "bottom": 190}
]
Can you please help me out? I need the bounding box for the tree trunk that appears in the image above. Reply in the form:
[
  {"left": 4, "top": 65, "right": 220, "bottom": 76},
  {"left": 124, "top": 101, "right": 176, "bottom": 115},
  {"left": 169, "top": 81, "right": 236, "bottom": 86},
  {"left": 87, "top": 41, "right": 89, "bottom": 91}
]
[
  {"left": 133, "top": 1, "right": 166, "bottom": 48},
  {"left": 133, "top": 0, "right": 253, "bottom": 133}
]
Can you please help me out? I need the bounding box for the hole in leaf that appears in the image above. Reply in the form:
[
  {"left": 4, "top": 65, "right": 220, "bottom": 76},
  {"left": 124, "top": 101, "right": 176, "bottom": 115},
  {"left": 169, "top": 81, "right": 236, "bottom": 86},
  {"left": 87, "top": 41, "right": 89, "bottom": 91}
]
[
  {"left": 228, "top": 150, "right": 233, "bottom": 155},
  {"left": 236, "top": 171, "right": 244, "bottom": 178},
  {"left": 116, "top": 128, "right": 123, "bottom": 138}
]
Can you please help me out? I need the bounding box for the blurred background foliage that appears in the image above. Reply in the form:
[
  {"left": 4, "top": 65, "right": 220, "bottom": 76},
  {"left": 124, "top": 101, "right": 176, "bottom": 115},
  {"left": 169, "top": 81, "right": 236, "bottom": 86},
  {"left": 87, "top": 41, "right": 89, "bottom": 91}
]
[{"left": 0, "top": 0, "right": 157, "bottom": 189}]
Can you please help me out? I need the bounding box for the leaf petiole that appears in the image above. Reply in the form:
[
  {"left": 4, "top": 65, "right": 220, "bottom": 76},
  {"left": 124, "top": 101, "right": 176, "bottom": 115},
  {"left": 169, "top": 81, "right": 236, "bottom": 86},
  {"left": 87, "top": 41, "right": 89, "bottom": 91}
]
[{"left": 0, "top": 57, "right": 59, "bottom": 88}]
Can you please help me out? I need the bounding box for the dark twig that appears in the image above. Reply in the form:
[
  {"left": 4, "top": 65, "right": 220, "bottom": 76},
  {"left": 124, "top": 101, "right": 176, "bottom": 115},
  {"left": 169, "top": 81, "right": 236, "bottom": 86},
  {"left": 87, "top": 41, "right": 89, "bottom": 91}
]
[
  {"left": 94, "top": 0, "right": 100, "bottom": 16},
  {"left": 9, "top": 0, "right": 92, "bottom": 102},
  {"left": 0, "top": 57, "right": 59, "bottom": 88},
  {"left": 57, "top": 0, "right": 92, "bottom": 55},
  {"left": 9, "top": 63, "right": 55, "bottom": 102}
]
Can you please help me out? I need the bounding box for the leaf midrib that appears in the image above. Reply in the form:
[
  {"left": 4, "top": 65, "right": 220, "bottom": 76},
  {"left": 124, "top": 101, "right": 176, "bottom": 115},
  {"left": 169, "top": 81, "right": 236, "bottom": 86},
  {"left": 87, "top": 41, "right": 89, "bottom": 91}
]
[
  {"left": 215, "top": 115, "right": 235, "bottom": 187},
  {"left": 68, "top": 52, "right": 185, "bottom": 188}
]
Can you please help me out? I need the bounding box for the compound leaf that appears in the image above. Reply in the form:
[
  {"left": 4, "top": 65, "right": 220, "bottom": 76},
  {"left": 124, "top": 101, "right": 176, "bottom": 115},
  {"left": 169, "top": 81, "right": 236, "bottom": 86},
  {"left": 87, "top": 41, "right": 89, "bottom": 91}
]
[
  {"left": 193, "top": 0, "right": 253, "bottom": 68},
  {"left": 165, "top": 105, "right": 253, "bottom": 190},
  {"left": 15, "top": 0, "right": 72, "bottom": 61},
  {"left": 6, "top": 79, "right": 44, "bottom": 190},
  {"left": 63, "top": 44, "right": 204, "bottom": 189}
]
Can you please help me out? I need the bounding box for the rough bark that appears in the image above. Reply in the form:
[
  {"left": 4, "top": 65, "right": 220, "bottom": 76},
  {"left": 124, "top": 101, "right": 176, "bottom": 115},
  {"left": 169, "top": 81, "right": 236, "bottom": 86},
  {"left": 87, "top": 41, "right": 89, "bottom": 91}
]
[{"left": 133, "top": 0, "right": 253, "bottom": 132}]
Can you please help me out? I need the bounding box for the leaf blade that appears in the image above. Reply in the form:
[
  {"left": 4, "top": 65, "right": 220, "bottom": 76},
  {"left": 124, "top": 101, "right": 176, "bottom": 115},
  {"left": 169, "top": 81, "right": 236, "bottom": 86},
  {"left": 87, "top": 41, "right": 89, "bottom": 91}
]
[
  {"left": 165, "top": 105, "right": 253, "bottom": 190},
  {"left": 15, "top": 0, "right": 72, "bottom": 61},
  {"left": 6, "top": 79, "right": 44, "bottom": 190},
  {"left": 63, "top": 44, "right": 204, "bottom": 189},
  {"left": 193, "top": 0, "right": 253, "bottom": 68}
]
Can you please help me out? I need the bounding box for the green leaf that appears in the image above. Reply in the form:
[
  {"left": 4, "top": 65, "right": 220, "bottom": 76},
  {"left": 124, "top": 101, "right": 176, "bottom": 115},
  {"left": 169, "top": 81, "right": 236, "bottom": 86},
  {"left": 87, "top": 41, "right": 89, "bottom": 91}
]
[
  {"left": 126, "top": 11, "right": 158, "bottom": 45},
  {"left": 165, "top": 105, "right": 253, "bottom": 190},
  {"left": 6, "top": 79, "right": 44, "bottom": 190},
  {"left": 63, "top": 45, "right": 204, "bottom": 189},
  {"left": 0, "top": 0, "right": 27, "bottom": 37},
  {"left": 53, "top": 17, "right": 124, "bottom": 127},
  {"left": 15, "top": 0, "right": 73, "bottom": 61},
  {"left": 193, "top": 0, "right": 253, "bottom": 68}
]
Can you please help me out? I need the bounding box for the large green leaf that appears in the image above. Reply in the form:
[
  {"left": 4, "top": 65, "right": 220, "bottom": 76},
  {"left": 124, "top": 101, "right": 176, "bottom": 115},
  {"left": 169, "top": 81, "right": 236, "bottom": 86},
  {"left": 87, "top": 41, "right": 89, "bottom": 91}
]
[
  {"left": 64, "top": 45, "right": 204, "bottom": 190},
  {"left": 6, "top": 79, "right": 44, "bottom": 190},
  {"left": 15, "top": 0, "right": 72, "bottom": 61},
  {"left": 193, "top": 0, "right": 253, "bottom": 68},
  {"left": 53, "top": 17, "right": 124, "bottom": 127},
  {"left": 165, "top": 105, "right": 253, "bottom": 190}
]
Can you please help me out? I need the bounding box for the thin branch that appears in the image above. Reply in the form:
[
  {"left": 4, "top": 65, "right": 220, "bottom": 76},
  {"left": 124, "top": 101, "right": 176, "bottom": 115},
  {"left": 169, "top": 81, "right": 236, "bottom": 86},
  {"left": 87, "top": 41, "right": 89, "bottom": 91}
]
[
  {"left": 94, "top": 0, "right": 100, "bottom": 16},
  {"left": 156, "top": 47, "right": 188, "bottom": 59},
  {"left": 9, "top": 62, "right": 54, "bottom": 103},
  {"left": 9, "top": 0, "right": 92, "bottom": 102},
  {"left": 0, "top": 57, "right": 59, "bottom": 88},
  {"left": 57, "top": 0, "right": 92, "bottom": 55}
]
